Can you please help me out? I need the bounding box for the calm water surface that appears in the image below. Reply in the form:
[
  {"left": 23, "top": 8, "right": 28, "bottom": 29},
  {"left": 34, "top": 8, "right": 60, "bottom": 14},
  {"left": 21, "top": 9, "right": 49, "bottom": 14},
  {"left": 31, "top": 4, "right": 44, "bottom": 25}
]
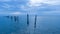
[{"left": 0, "top": 15, "right": 60, "bottom": 34}]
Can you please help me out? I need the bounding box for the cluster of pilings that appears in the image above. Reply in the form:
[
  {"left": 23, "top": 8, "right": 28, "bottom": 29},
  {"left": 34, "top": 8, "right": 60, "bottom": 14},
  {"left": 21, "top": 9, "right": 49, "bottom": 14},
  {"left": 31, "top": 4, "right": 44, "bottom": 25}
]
[
  {"left": 5, "top": 14, "right": 37, "bottom": 28},
  {"left": 5, "top": 16, "right": 19, "bottom": 23},
  {"left": 27, "top": 14, "right": 37, "bottom": 28},
  {"left": 5, "top": 16, "right": 19, "bottom": 33},
  {"left": 5, "top": 14, "right": 37, "bottom": 34},
  {"left": 27, "top": 14, "right": 37, "bottom": 34}
]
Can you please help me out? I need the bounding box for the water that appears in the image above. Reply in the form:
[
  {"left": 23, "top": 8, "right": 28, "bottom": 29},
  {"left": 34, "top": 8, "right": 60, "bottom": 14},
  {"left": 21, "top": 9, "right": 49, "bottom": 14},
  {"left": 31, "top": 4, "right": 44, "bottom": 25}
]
[{"left": 0, "top": 15, "right": 60, "bottom": 34}]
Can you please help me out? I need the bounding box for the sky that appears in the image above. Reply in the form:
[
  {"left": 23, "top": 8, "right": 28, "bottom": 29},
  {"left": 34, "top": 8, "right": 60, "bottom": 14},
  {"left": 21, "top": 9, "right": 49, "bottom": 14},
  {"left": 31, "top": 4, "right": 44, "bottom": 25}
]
[{"left": 0, "top": 0, "right": 60, "bottom": 14}]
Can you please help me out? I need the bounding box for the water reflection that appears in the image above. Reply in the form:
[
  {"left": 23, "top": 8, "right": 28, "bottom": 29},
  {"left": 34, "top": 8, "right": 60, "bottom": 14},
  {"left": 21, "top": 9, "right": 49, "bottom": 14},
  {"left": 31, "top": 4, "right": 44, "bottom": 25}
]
[
  {"left": 14, "top": 16, "right": 19, "bottom": 22},
  {"left": 27, "top": 14, "right": 29, "bottom": 26},
  {"left": 34, "top": 15, "right": 37, "bottom": 28},
  {"left": 5, "top": 16, "right": 19, "bottom": 23},
  {"left": 10, "top": 16, "right": 13, "bottom": 20},
  {"left": 5, "top": 16, "right": 9, "bottom": 18},
  {"left": 2, "top": 15, "right": 60, "bottom": 34}
]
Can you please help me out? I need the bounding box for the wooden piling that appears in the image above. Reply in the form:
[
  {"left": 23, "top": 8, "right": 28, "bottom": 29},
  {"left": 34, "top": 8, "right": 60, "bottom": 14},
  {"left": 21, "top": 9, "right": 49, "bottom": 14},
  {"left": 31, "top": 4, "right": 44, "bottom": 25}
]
[
  {"left": 34, "top": 15, "right": 37, "bottom": 28},
  {"left": 27, "top": 14, "right": 29, "bottom": 26}
]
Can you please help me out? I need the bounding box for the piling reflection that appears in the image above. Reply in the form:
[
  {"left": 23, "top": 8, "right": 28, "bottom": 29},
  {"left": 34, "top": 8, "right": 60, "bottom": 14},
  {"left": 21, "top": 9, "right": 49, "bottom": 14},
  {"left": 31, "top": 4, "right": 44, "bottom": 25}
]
[
  {"left": 26, "top": 14, "right": 30, "bottom": 34},
  {"left": 33, "top": 15, "right": 37, "bottom": 34},
  {"left": 5, "top": 16, "right": 19, "bottom": 23},
  {"left": 14, "top": 16, "right": 19, "bottom": 22},
  {"left": 4, "top": 16, "right": 19, "bottom": 34},
  {"left": 2, "top": 15, "right": 60, "bottom": 34},
  {"left": 4, "top": 15, "right": 38, "bottom": 34},
  {"left": 34, "top": 15, "right": 37, "bottom": 28},
  {"left": 13, "top": 16, "right": 19, "bottom": 33},
  {"left": 27, "top": 14, "right": 29, "bottom": 26},
  {"left": 10, "top": 16, "right": 13, "bottom": 20},
  {"left": 5, "top": 16, "right": 9, "bottom": 18}
]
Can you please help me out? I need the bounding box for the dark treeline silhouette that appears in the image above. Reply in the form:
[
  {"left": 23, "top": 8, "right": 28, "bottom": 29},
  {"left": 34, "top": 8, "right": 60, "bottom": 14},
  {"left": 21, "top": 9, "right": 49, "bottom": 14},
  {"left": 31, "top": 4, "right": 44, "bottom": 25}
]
[
  {"left": 27, "top": 14, "right": 29, "bottom": 26},
  {"left": 34, "top": 15, "right": 37, "bottom": 28}
]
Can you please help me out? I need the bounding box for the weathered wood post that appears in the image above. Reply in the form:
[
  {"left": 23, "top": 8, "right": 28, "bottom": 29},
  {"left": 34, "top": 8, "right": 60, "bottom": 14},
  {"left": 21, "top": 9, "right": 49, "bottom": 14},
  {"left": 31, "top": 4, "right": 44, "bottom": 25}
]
[
  {"left": 27, "top": 14, "right": 29, "bottom": 26},
  {"left": 34, "top": 15, "right": 37, "bottom": 28}
]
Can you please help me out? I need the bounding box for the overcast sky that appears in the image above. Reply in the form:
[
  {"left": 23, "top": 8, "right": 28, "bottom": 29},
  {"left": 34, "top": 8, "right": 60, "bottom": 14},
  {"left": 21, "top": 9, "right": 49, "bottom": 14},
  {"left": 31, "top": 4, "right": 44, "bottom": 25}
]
[{"left": 0, "top": 0, "right": 60, "bottom": 14}]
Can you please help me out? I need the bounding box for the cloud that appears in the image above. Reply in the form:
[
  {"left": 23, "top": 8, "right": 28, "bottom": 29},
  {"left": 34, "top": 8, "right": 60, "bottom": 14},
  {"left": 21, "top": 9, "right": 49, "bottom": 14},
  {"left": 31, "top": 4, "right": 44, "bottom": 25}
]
[
  {"left": 11, "top": 12, "right": 21, "bottom": 15},
  {"left": 19, "top": 0, "right": 60, "bottom": 12},
  {"left": 1, "top": 3, "right": 11, "bottom": 8},
  {"left": 28, "top": 0, "right": 60, "bottom": 7},
  {"left": 42, "top": 11, "right": 60, "bottom": 15},
  {"left": 0, "top": 0, "right": 60, "bottom": 12},
  {"left": 0, "top": 0, "right": 12, "bottom": 2},
  {"left": 0, "top": 0, "right": 18, "bottom": 2},
  {"left": 0, "top": 0, "right": 28, "bottom": 2},
  {"left": 0, "top": 2, "right": 20, "bottom": 11}
]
